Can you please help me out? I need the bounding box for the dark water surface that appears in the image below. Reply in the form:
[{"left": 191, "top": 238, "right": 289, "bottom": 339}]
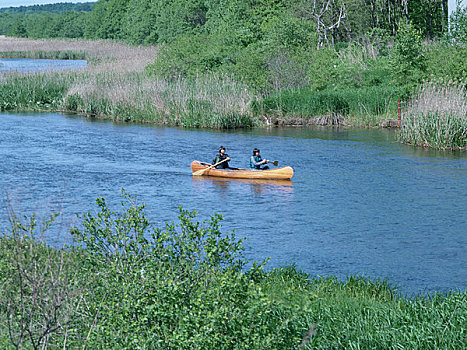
[
  {"left": 0, "top": 58, "right": 86, "bottom": 72},
  {"left": 1, "top": 112, "right": 466, "bottom": 295}
]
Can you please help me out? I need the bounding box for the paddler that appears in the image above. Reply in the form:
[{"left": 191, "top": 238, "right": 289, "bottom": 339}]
[
  {"left": 212, "top": 146, "right": 231, "bottom": 169},
  {"left": 249, "top": 148, "right": 270, "bottom": 170}
]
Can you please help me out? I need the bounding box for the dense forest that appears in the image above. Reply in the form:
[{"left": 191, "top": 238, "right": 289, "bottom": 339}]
[
  {"left": 0, "top": 2, "right": 94, "bottom": 39},
  {"left": 0, "top": 1, "right": 451, "bottom": 43}
]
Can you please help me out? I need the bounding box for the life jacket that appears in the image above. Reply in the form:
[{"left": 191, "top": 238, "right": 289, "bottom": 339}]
[
  {"left": 250, "top": 155, "right": 263, "bottom": 169},
  {"left": 213, "top": 153, "right": 229, "bottom": 168}
]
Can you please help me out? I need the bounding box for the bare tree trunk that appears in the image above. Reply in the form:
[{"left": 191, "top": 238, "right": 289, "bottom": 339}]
[
  {"left": 440, "top": 0, "right": 447, "bottom": 33},
  {"left": 304, "top": 0, "right": 347, "bottom": 48},
  {"left": 402, "top": 0, "right": 409, "bottom": 24}
]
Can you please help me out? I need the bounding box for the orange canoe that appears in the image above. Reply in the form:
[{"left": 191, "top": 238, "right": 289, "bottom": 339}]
[{"left": 191, "top": 161, "right": 294, "bottom": 180}]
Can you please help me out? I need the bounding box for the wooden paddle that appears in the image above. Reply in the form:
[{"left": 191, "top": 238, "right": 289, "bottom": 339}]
[
  {"left": 268, "top": 160, "right": 279, "bottom": 166},
  {"left": 193, "top": 158, "right": 229, "bottom": 176}
]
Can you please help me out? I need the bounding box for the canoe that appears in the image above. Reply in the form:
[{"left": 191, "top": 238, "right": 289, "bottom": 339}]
[{"left": 191, "top": 161, "right": 294, "bottom": 180}]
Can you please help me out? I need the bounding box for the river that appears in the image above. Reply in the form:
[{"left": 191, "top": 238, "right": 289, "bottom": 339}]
[
  {"left": 1, "top": 111, "right": 465, "bottom": 296},
  {"left": 0, "top": 58, "right": 87, "bottom": 72}
]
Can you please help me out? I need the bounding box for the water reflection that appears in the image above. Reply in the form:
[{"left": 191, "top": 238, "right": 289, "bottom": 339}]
[{"left": 191, "top": 176, "right": 293, "bottom": 196}]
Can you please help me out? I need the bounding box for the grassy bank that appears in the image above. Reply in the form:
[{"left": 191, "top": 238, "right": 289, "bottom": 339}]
[
  {"left": 259, "top": 85, "right": 407, "bottom": 127},
  {"left": 0, "top": 37, "right": 258, "bottom": 128},
  {"left": 0, "top": 37, "right": 401, "bottom": 129},
  {"left": 0, "top": 193, "right": 465, "bottom": 349}
]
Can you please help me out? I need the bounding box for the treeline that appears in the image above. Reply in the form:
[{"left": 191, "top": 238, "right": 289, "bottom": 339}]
[
  {"left": 0, "top": 2, "right": 94, "bottom": 15},
  {"left": 0, "top": 2, "right": 94, "bottom": 39},
  {"left": 0, "top": 12, "right": 88, "bottom": 39},
  {"left": 0, "top": 0, "right": 448, "bottom": 44}
]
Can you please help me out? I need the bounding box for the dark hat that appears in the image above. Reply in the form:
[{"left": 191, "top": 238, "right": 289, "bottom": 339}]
[
  {"left": 219, "top": 146, "right": 226, "bottom": 151},
  {"left": 253, "top": 148, "right": 260, "bottom": 155}
]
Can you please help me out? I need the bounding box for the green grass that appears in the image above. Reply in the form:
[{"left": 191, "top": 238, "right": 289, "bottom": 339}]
[
  {"left": 261, "top": 267, "right": 465, "bottom": 349},
  {"left": 0, "top": 72, "right": 74, "bottom": 111},
  {"left": 259, "top": 85, "right": 408, "bottom": 127}
]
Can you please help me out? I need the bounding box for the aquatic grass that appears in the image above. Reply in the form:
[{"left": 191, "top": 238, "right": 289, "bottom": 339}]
[
  {"left": 0, "top": 71, "right": 75, "bottom": 111},
  {"left": 63, "top": 71, "right": 257, "bottom": 128},
  {"left": 260, "top": 85, "right": 405, "bottom": 126},
  {"left": 399, "top": 112, "right": 467, "bottom": 149},
  {"left": 398, "top": 80, "right": 467, "bottom": 149},
  {"left": 0, "top": 50, "right": 87, "bottom": 60}
]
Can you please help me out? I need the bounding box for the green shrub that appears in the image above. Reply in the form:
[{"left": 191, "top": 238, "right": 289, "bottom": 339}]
[
  {"left": 425, "top": 43, "right": 467, "bottom": 81},
  {"left": 68, "top": 192, "right": 308, "bottom": 348},
  {"left": 391, "top": 22, "right": 427, "bottom": 86},
  {"left": 147, "top": 33, "right": 237, "bottom": 79}
]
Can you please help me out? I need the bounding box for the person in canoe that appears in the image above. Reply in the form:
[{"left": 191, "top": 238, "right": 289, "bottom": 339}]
[
  {"left": 250, "top": 148, "right": 270, "bottom": 170},
  {"left": 212, "top": 146, "right": 231, "bottom": 169}
]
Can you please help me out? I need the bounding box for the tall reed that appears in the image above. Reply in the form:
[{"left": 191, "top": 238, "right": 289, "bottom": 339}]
[
  {"left": 398, "top": 79, "right": 467, "bottom": 149},
  {"left": 0, "top": 71, "right": 75, "bottom": 111},
  {"left": 63, "top": 72, "right": 257, "bottom": 128}
]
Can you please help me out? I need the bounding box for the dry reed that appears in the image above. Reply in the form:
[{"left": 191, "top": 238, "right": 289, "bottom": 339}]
[{"left": 398, "top": 79, "right": 467, "bottom": 149}]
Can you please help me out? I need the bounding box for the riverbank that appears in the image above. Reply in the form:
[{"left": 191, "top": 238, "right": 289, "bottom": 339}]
[
  {"left": 0, "top": 37, "right": 397, "bottom": 128},
  {"left": 1, "top": 194, "right": 465, "bottom": 349},
  {"left": 0, "top": 37, "right": 465, "bottom": 149}
]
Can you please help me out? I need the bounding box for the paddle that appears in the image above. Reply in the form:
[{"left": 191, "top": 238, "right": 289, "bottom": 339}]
[
  {"left": 268, "top": 160, "right": 279, "bottom": 166},
  {"left": 193, "top": 158, "right": 229, "bottom": 176}
]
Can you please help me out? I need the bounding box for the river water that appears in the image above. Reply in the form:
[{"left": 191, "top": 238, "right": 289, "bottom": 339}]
[
  {"left": 1, "top": 111, "right": 466, "bottom": 296},
  {"left": 0, "top": 58, "right": 87, "bottom": 72}
]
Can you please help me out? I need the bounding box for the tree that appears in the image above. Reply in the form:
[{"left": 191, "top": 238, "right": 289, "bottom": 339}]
[
  {"left": 122, "top": 0, "right": 158, "bottom": 44},
  {"left": 6, "top": 19, "right": 27, "bottom": 37},
  {"left": 448, "top": 0, "right": 467, "bottom": 44},
  {"left": 299, "top": 0, "right": 348, "bottom": 48},
  {"left": 391, "top": 21, "right": 426, "bottom": 85}
]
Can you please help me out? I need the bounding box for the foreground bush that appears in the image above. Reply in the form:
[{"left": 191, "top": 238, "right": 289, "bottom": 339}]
[{"left": 0, "top": 193, "right": 466, "bottom": 349}]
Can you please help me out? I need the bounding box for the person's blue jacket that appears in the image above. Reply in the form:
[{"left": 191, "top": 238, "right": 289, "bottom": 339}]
[{"left": 250, "top": 155, "right": 264, "bottom": 169}]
